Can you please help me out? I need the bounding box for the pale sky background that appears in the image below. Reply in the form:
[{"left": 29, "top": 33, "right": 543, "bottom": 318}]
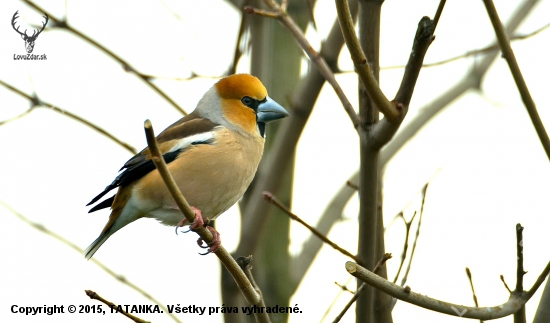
[{"left": 1, "top": 0, "right": 550, "bottom": 322}]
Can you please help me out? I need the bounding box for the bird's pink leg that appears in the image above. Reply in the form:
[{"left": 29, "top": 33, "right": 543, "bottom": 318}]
[
  {"left": 176, "top": 207, "right": 221, "bottom": 254},
  {"left": 197, "top": 227, "right": 221, "bottom": 254},
  {"left": 176, "top": 206, "right": 203, "bottom": 228}
]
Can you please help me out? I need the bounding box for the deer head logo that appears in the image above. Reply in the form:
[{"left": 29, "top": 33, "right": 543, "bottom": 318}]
[{"left": 11, "top": 11, "right": 49, "bottom": 53}]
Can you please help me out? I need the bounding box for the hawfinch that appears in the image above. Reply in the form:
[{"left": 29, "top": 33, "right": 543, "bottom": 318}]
[{"left": 85, "top": 74, "right": 288, "bottom": 259}]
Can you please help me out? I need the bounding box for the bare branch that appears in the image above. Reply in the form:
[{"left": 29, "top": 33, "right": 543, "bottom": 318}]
[
  {"left": 399, "top": 183, "right": 428, "bottom": 286},
  {"left": 381, "top": 21, "right": 550, "bottom": 70},
  {"left": 515, "top": 224, "right": 526, "bottom": 292},
  {"left": 527, "top": 261, "right": 550, "bottom": 300},
  {"left": 236, "top": 0, "right": 358, "bottom": 262},
  {"left": 0, "top": 79, "right": 137, "bottom": 154},
  {"left": 346, "top": 181, "right": 359, "bottom": 191},
  {"left": 346, "top": 223, "right": 550, "bottom": 320},
  {"left": 433, "top": 0, "right": 446, "bottom": 30},
  {"left": 466, "top": 267, "right": 480, "bottom": 308},
  {"left": 347, "top": 261, "right": 527, "bottom": 320},
  {"left": 465, "top": 267, "right": 484, "bottom": 323},
  {"left": 501, "top": 275, "right": 513, "bottom": 294},
  {"left": 236, "top": 256, "right": 271, "bottom": 323},
  {"left": 334, "top": 0, "right": 398, "bottom": 122},
  {"left": 333, "top": 253, "right": 392, "bottom": 323},
  {"left": 514, "top": 224, "right": 527, "bottom": 323},
  {"left": 229, "top": 3, "right": 250, "bottom": 75},
  {"left": 482, "top": 0, "right": 550, "bottom": 161},
  {"left": 143, "top": 120, "right": 262, "bottom": 306},
  {"left": 23, "top": 0, "right": 187, "bottom": 115},
  {"left": 392, "top": 16, "right": 435, "bottom": 108},
  {"left": 245, "top": 1, "right": 361, "bottom": 128},
  {"left": 292, "top": 173, "right": 359, "bottom": 287},
  {"left": 263, "top": 191, "right": 360, "bottom": 264},
  {"left": 0, "top": 199, "right": 182, "bottom": 323},
  {"left": 86, "top": 290, "right": 150, "bottom": 323},
  {"left": 393, "top": 212, "right": 417, "bottom": 284}
]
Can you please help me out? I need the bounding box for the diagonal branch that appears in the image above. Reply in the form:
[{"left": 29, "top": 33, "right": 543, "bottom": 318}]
[
  {"left": 86, "top": 290, "right": 150, "bottom": 323},
  {"left": 236, "top": 0, "right": 358, "bottom": 260},
  {"left": 0, "top": 199, "right": 182, "bottom": 323},
  {"left": 0, "top": 79, "right": 137, "bottom": 154},
  {"left": 143, "top": 120, "right": 267, "bottom": 311},
  {"left": 335, "top": 0, "right": 398, "bottom": 122},
  {"left": 245, "top": 1, "right": 361, "bottom": 128},
  {"left": 23, "top": 0, "right": 187, "bottom": 115},
  {"left": 263, "top": 191, "right": 360, "bottom": 264},
  {"left": 482, "top": 0, "right": 550, "bottom": 160}
]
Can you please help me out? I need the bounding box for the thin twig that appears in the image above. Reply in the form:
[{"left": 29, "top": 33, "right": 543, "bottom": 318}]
[
  {"left": 393, "top": 212, "right": 417, "bottom": 284},
  {"left": 236, "top": 256, "right": 271, "bottom": 323},
  {"left": 466, "top": 267, "right": 480, "bottom": 307},
  {"left": 0, "top": 79, "right": 137, "bottom": 154},
  {"left": 23, "top": 0, "right": 187, "bottom": 115},
  {"left": 466, "top": 267, "right": 484, "bottom": 323},
  {"left": 0, "top": 107, "right": 35, "bottom": 126},
  {"left": 433, "top": 0, "right": 446, "bottom": 30},
  {"left": 320, "top": 277, "right": 353, "bottom": 323},
  {"left": 501, "top": 275, "right": 513, "bottom": 294},
  {"left": 229, "top": 3, "right": 250, "bottom": 75},
  {"left": 400, "top": 183, "right": 429, "bottom": 286},
  {"left": 245, "top": 3, "right": 361, "bottom": 128},
  {"left": 346, "top": 260, "right": 534, "bottom": 320},
  {"left": 346, "top": 223, "right": 550, "bottom": 320},
  {"left": 0, "top": 200, "right": 181, "bottom": 323},
  {"left": 85, "top": 290, "right": 150, "bottom": 323},
  {"left": 263, "top": 191, "right": 360, "bottom": 264},
  {"left": 138, "top": 72, "right": 220, "bottom": 82},
  {"left": 482, "top": 0, "right": 550, "bottom": 161},
  {"left": 346, "top": 181, "right": 359, "bottom": 191},
  {"left": 143, "top": 120, "right": 264, "bottom": 308},
  {"left": 334, "top": 282, "right": 355, "bottom": 294},
  {"left": 332, "top": 253, "right": 392, "bottom": 323},
  {"left": 381, "top": 21, "right": 550, "bottom": 70}
]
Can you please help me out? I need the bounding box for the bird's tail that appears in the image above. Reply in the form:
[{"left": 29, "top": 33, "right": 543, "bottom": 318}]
[{"left": 84, "top": 229, "right": 114, "bottom": 260}]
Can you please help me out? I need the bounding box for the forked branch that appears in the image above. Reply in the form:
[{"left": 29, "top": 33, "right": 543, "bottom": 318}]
[
  {"left": 245, "top": 1, "right": 361, "bottom": 129},
  {"left": 346, "top": 224, "right": 550, "bottom": 320}
]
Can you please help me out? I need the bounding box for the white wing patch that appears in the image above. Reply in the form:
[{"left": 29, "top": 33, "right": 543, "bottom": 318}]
[{"left": 167, "top": 131, "right": 215, "bottom": 153}]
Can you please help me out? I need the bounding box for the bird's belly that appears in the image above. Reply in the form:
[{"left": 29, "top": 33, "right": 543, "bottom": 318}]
[{"left": 132, "top": 136, "right": 262, "bottom": 226}]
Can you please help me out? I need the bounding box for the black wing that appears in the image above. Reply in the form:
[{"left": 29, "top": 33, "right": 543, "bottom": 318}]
[{"left": 86, "top": 115, "right": 218, "bottom": 212}]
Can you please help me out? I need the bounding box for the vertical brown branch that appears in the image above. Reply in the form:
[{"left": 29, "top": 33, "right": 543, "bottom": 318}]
[
  {"left": 355, "top": 1, "right": 391, "bottom": 322},
  {"left": 514, "top": 224, "right": 526, "bottom": 323}
]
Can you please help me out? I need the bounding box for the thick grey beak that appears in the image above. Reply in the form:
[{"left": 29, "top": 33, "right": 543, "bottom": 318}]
[{"left": 257, "top": 96, "right": 289, "bottom": 123}]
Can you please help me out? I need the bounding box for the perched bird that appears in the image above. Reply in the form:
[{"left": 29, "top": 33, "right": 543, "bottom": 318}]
[{"left": 85, "top": 74, "right": 288, "bottom": 259}]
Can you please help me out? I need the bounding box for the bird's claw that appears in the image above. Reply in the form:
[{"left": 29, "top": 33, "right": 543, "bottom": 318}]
[
  {"left": 175, "top": 207, "right": 202, "bottom": 235},
  {"left": 197, "top": 226, "right": 221, "bottom": 255}
]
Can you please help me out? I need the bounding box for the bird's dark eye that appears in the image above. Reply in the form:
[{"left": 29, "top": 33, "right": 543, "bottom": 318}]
[{"left": 241, "top": 96, "right": 253, "bottom": 107}]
